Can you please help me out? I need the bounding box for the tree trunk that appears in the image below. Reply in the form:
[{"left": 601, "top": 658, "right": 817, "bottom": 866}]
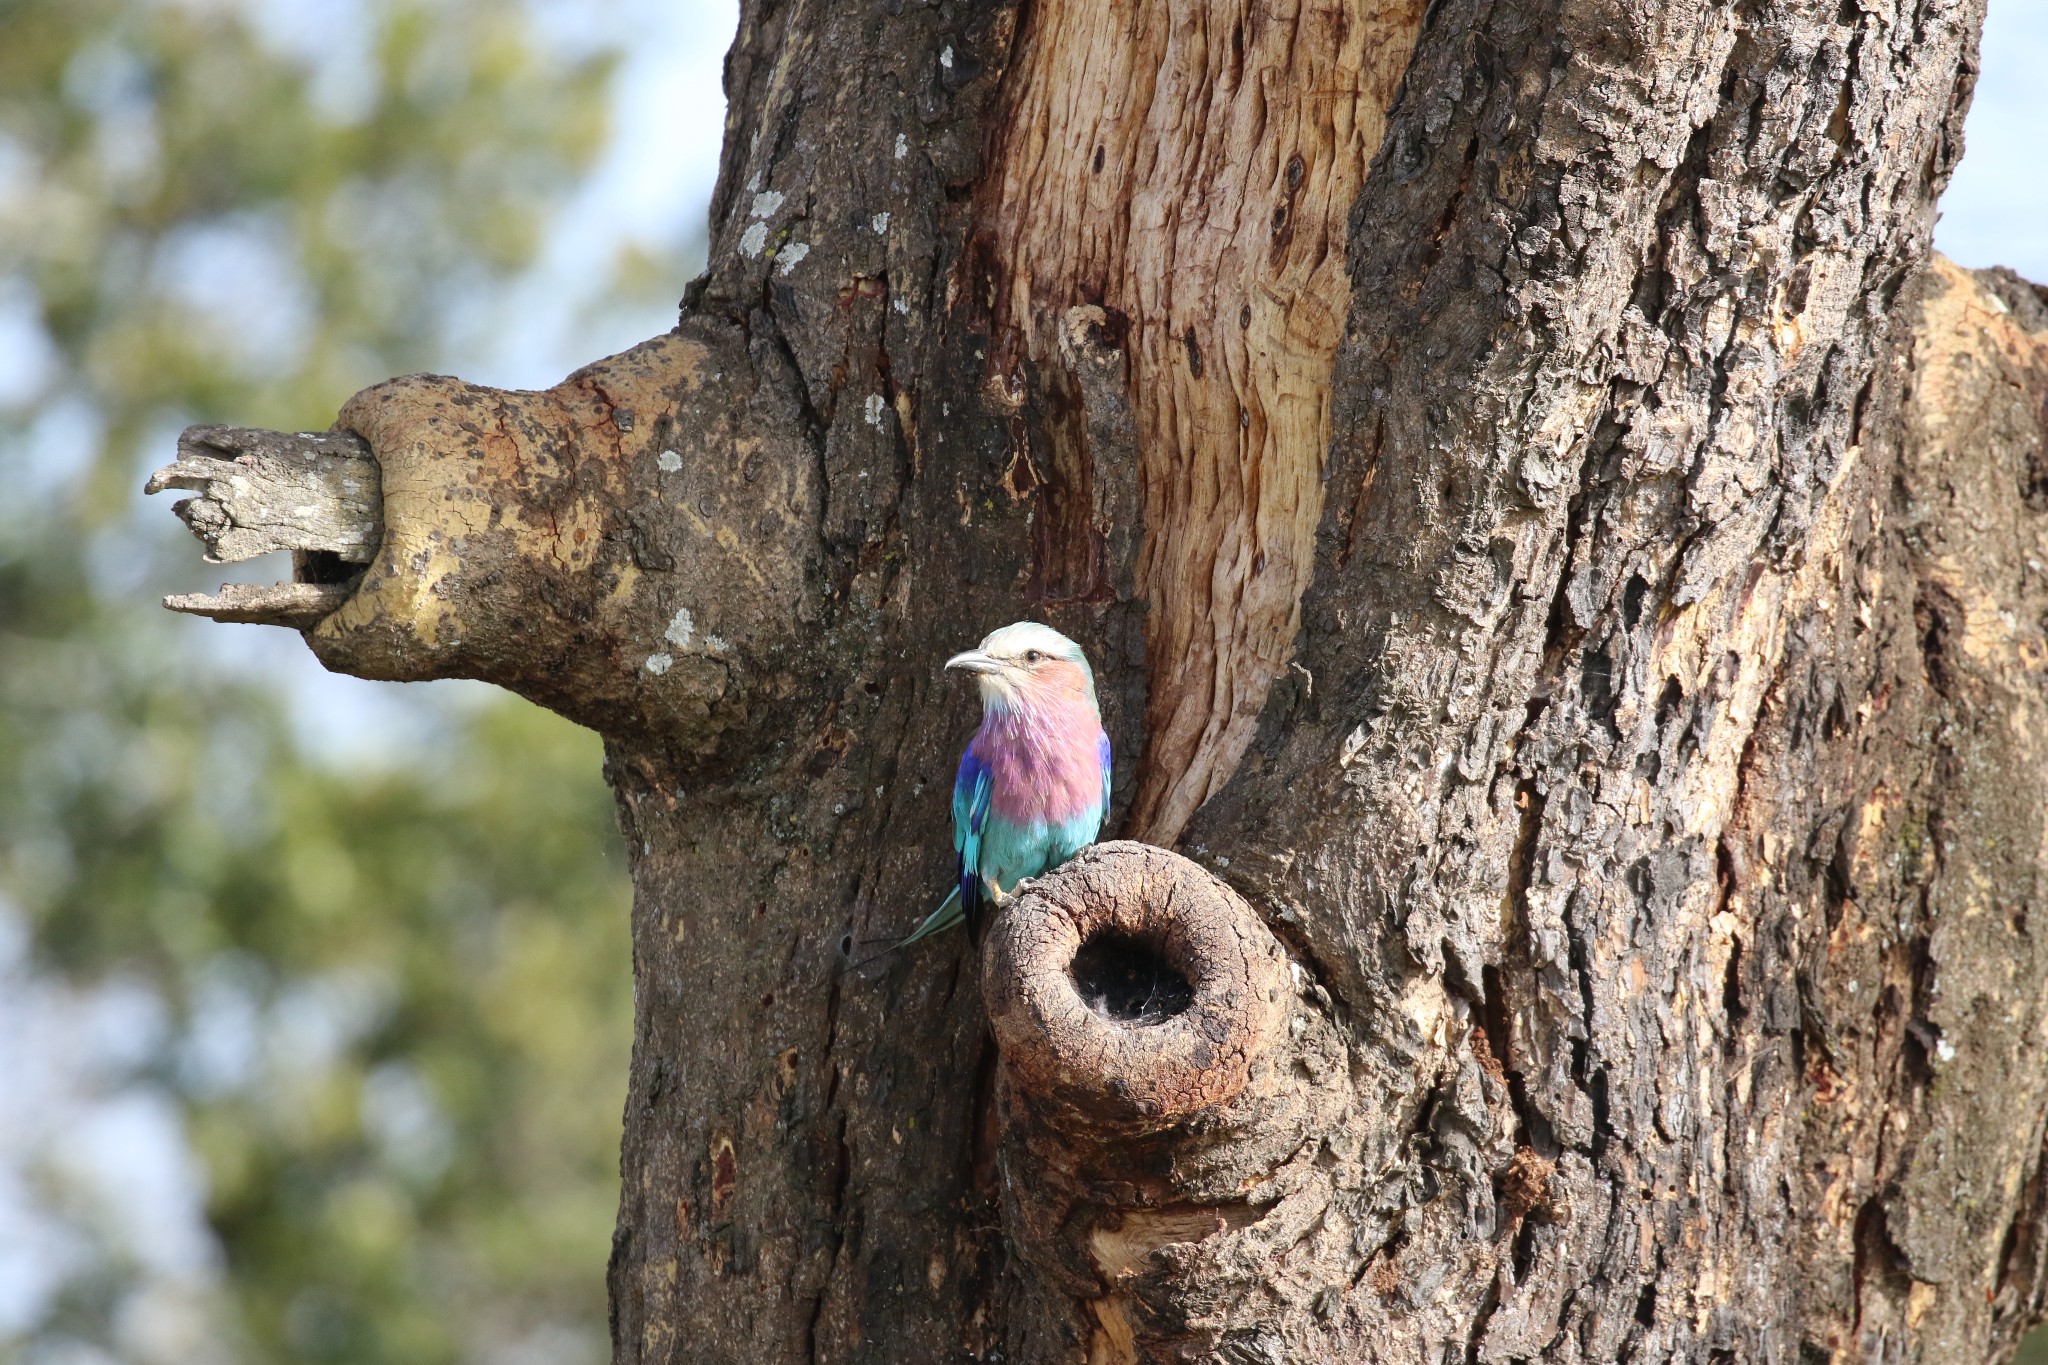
[{"left": 152, "top": 0, "right": 2048, "bottom": 1359}]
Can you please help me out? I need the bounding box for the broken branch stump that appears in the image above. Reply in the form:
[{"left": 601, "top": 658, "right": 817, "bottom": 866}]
[
  {"left": 145, "top": 424, "right": 382, "bottom": 627},
  {"left": 983, "top": 842, "right": 1363, "bottom": 1362}
]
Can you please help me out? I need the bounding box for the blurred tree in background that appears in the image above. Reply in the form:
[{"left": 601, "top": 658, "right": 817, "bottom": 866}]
[{"left": 0, "top": 1, "right": 689, "bottom": 1360}]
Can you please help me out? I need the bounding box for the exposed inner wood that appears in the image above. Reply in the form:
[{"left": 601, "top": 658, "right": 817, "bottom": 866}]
[{"left": 977, "top": 0, "right": 1425, "bottom": 843}]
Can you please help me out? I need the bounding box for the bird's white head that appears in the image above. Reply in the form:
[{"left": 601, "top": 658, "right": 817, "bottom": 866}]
[{"left": 944, "top": 621, "right": 1097, "bottom": 714}]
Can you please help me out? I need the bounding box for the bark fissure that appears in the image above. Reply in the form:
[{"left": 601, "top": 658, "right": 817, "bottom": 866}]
[
  {"left": 976, "top": 0, "right": 1429, "bottom": 845},
  {"left": 1179, "top": 0, "right": 1995, "bottom": 1353}
]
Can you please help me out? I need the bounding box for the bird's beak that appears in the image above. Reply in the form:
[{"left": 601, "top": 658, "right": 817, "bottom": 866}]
[{"left": 944, "top": 649, "right": 1004, "bottom": 676}]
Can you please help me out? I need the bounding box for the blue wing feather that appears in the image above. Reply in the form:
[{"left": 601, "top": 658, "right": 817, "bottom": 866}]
[
  {"left": 892, "top": 747, "right": 991, "bottom": 952},
  {"left": 953, "top": 746, "right": 992, "bottom": 847},
  {"left": 1097, "top": 730, "right": 1112, "bottom": 829},
  {"left": 953, "top": 747, "right": 992, "bottom": 875},
  {"left": 952, "top": 747, "right": 994, "bottom": 942}
]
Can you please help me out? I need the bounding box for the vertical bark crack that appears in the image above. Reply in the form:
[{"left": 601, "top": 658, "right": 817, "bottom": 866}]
[{"left": 974, "top": 0, "right": 1428, "bottom": 844}]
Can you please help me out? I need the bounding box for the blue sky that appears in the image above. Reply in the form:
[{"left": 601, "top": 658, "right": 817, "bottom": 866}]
[{"left": 1935, "top": 0, "right": 2048, "bottom": 280}]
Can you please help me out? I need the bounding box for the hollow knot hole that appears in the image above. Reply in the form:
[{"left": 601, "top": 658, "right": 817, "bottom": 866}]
[
  {"left": 1070, "top": 930, "right": 1194, "bottom": 1026},
  {"left": 294, "top": 549, "right": 357, "bottom": 585}
]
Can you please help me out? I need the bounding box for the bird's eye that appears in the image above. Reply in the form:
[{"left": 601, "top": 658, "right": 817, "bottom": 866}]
[{"left": 1024, "top": 650, "right": 1043, "bottom": 663}]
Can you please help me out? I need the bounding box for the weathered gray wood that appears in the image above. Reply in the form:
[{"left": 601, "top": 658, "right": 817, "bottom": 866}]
[
  {"left": 145, "top": 424, "right": 381, "bottom": 564},
  {"left": 163, "top": 581, "right": 356, "bottom": 627}
]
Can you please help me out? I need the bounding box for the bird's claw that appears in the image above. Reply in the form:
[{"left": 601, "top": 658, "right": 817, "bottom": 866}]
[{"left": 994, "top": 875, "right": 1040, "bottom": 907}]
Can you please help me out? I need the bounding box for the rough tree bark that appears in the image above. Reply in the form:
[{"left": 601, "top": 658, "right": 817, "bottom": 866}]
[{"left": 150, "top": 0, "right": 2048, "bottom": 1359}]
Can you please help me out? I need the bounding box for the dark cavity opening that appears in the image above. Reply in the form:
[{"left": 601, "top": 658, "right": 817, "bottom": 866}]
[
  {"left": 1070, "top": 931, "right": 1193, "bottom": 1026},
  {"left": 294, "top": 548, "right": 360, "bottom": 585}
]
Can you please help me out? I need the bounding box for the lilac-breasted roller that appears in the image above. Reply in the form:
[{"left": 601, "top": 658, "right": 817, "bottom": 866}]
[{"left": 897, "top": 622, "right": 1111, "bottom": 949}]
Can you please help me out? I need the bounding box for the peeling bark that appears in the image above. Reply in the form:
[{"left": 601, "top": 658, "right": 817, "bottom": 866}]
[
  {"left": 144, "top": 0, "right": 2048, "bottom": 1360},
  {"left": 1751, "top": 259, "right": 2048, "bottom": 1363}
]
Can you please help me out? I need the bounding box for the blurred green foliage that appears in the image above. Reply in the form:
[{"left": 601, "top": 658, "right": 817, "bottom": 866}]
[{"left": 0, "top": 1, "right": 638, "bottom": 1361}]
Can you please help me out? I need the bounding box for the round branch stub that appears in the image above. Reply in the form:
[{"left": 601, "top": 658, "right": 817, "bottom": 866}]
[{"left": 982, "top": 841, "right": 1291, "bottom": 1127}]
